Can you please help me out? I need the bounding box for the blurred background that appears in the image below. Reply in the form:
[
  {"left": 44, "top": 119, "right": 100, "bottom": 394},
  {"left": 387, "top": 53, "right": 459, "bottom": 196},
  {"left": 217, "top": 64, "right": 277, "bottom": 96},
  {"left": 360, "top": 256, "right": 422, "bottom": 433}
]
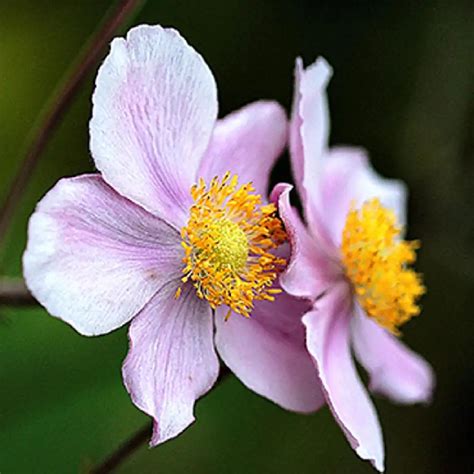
[{"left": 0, "top": 1, "right": 473, "bottom": 472}]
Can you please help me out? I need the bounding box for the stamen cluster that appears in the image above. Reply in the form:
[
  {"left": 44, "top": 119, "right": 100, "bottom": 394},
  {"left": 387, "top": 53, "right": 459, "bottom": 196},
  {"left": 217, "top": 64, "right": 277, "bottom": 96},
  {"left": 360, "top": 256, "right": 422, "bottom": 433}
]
[
  {"left": 341, "top": 198, "right": 425, "bottom": 334},
  {"left": 180, "top": 172, "right": 286, "bottom": 318}
]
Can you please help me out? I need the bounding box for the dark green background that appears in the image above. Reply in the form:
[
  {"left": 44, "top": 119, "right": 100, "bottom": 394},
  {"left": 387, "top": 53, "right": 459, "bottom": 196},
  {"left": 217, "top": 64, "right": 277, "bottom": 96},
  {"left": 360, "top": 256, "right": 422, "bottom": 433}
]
[{"left": 1, "top": 1, "right": 472, "bottom": 472}]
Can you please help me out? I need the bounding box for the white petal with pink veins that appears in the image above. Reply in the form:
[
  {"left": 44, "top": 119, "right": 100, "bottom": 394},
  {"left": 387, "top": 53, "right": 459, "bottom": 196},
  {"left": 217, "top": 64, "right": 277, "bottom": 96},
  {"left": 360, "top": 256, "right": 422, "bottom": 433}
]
[
  {"left": 290, "top": 57, "right": 332, "bottom": 228},
  {"left": 317, "top": 147, "right": 407, "bottom": 247},
  {"left": 90, "top": 24, "right": 218, "bottom": 228},
  {"left": 351, "top": 308, "right": 435, "bottom": 404},
  {"left": 199, "top": 101, "right": 287, "bottom": 197},
  {"left": 123, "top": 283, "right": 219, "bottom": 445},
  {"left": 303, "top": 283, "right": 385, "bottom": 472},
  {"left": 272, "top": 183, "right": 340, "bottom": 300},
  {"left": 23, "top": 175, "right": 182, "bottom": 336},
  {"left": 215, "top": 289, "right": 325, "bottom": 413}
]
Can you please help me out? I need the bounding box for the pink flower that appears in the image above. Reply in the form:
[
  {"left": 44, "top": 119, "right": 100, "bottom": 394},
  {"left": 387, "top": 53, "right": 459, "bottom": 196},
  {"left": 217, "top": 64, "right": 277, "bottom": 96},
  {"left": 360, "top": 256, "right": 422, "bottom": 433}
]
[
  {"left": 272, "top": 58, "right": 435, "bottom": 471},
  {"left": 23, "top": 25, "right": 323, "bottom": 445}
]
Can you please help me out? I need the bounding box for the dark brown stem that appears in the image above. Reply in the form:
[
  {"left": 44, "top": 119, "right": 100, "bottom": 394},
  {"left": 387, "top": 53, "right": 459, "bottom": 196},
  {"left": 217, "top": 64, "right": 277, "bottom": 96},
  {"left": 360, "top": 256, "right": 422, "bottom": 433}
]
[
  {"left": 0, "top": 0, "right": 146, "bottom": 246},
  {"left": 89, "top": 421, "right": 153, "bottom": 474},
  {"left": 89, "top": 367, "right": 232, "bottom": 474},
  {"left": 0, "top": 278, "right": 37, "bottom": 306}
]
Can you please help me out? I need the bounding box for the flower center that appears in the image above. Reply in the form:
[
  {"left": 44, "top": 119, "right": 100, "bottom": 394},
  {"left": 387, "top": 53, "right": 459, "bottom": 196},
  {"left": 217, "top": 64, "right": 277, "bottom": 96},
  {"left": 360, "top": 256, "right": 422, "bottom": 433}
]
[
  {"left": 210, "top": 219, "right": 249, "bottom": 272},
  {"left": 179, "top": 172, "right": 287, "bottom": 318},
  {"left": 341, "top": 198, "right": 425, "bottom": 335}
]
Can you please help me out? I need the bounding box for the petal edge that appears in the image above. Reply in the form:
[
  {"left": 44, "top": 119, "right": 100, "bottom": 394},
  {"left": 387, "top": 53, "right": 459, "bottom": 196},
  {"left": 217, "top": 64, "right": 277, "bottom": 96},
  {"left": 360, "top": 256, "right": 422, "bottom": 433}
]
[
  {"left": 303, "top": 284, "right": 385, "bottom": 472},
  {"left": 90, "top": 24, "right": 218, "bottom": 228},
  {"left": 351, "top": 309, "right": 435, "bottom": 405},
  {"left": 23, "top": 175, "right": 182, "bottom": 336},
  {"left": 123, "top": 283, "right": 219, "bottom": 445}
]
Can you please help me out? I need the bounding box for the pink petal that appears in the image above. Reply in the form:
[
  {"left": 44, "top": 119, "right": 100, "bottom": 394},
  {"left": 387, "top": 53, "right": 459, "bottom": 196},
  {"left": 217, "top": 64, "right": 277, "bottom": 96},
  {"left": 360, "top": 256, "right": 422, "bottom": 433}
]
[
  {"left": 303, "top": 283, "right": 385, "bottom": 472},
  {"left": 122, "top": 283, "right": 219, "bottom": 445},
  {"left": 271, "top": 183, "right": 340, "bottom": 300},
  {"left": 90, "top": 24, "right": 218, "bottom": 228},
  {"left": 23, "top": 175, "right": 182, "bottom": 336},
  {"left": 289, "top": 58, "right": 305, "bottom": 192},
  {"left": 198, "top": 101, "right": 287, "bottom": 196},
  {"left": 351, "top": 308, "right": 435, "bottom": 404},
  {"left": 215, "top": 289, "right": 325, "bottom": 413},
  {"left": 317, "top": 147, "right": 407, "bottom": 247},
  {"left": 290, "top": 57, "right": 332, "bottom": 226}
]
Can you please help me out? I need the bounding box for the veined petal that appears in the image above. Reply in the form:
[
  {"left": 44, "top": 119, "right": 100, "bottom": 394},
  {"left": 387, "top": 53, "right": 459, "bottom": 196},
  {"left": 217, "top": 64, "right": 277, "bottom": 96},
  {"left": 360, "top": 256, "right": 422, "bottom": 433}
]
[
  {"left": 317, "top": 147, "right": 407, "bottom": 247},
  {"left": 199, "top": 101, "right": 287, "bottom": 196},
  {"left": 289, "top": 58, "right": 305, "bottom": 192},
  {"left": 271, "top": 183, "right": 339, "bottom": 300},
  {"left": 23, "top": 175, "right": 182, "bottom": 336},
  {"left": 90, "top": 24, "right": 218, "bottom": 228},
  {"left": 215, "top": 289, "right": 325, "bottom": 413},
  {"left": 351, "top": 308, "right": 435, "bottom": 404},
  {"left": 123, "top": 283, "right": 219, "bottom": 446},
  {"left": 303, "top": 283, "right": 385, "bottom": 472},
  {"left": 290, "top": 57, "right": 332, "bottom": 225}
]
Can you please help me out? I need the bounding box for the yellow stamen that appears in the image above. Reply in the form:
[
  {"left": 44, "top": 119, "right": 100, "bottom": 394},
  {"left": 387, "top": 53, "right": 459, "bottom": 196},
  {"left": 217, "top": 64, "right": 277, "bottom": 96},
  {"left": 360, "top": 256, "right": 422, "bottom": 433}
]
[
  {"left": 341, "top": 198, "right": 425, "bottom": 335},
  {"left": 179, "top": 172, "right": 287, "bottom": 318}
]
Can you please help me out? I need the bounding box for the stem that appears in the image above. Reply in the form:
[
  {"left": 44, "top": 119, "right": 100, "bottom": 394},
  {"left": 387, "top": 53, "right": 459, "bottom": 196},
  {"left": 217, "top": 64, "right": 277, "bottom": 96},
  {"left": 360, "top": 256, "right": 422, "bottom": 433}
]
[
  {"left": 89, "top": 368, "right": 231, "bottom": 473},
  {"left": 0, "top": 277, "right": 233, "bottom": 473},
  {"left": 0, "top": 278, "right": 37, "bottom": 306},
  {"left": 89, "top": 422, "right": 153, "bottom": 474},
  {"left": 0, "top": 279, "right": 233, "bottom": 472},
  {"left": 0, "top": 0, "right": 146, "bottom": 247}
]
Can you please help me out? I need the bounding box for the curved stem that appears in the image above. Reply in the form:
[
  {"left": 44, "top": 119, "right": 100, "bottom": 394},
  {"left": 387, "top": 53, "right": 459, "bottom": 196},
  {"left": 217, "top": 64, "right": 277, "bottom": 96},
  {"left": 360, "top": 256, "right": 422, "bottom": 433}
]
[
  {"left": 89, "top": 421, "right": 153, "bottom": 474},
  {"left": 0, "top": 278, "right": 36, "bottom": 306},
  {"left": 0, "top": 278, "right": 233, "bottom": 473},
  {"left": 0, "top": 0, "right": 146, "bottom": 248},
  {"left": 89, "top": 368, "right": 232, "bottom": 473}
]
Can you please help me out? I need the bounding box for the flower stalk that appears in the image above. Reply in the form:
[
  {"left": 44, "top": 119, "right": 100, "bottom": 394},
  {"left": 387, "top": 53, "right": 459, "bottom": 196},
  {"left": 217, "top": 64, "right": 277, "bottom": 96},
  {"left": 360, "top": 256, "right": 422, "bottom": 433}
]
[
  {"left": 0, "top": 0, "right": 146, "bottom": 248},
  {"left": 0, "top": 278, "right": 36, "bottom": 306},
  {"left": 89, "top": 367, "right": 231, "bottom": 474},
  {"left": 88, "top": 421, "right": 152, "bottom": 474}
]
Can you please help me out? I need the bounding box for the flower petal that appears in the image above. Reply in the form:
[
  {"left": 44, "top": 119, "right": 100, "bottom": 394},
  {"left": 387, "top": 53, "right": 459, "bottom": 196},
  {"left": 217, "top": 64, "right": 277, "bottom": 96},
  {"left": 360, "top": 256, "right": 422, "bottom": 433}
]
[
  {"left": 23, "top": 175, "right": 182, "bottom": 336},
  {"left": 215, "top": 289, "right": 325, "bottom": 413},
  {"left": 198, "top": 101, "right": 287, "bottom": 196},
  {"left": 317, "top": 147, "right": 407, "bottom": 247},
  {"left": 289, "top": 58, "right": 305, "bottom": 192},
  {"left": 90, "top": 24, "right": 218, "bottom": 228},
  {"left": 122, "top": 283, "right": 219, "bottom": 445},
  {"left": 271, "top": 183, "right": 340, "bottom": 300},
  {"left": 303, "top": 283, "right": 385, "bottom": 472},
  {"left": 290, "top": 57, "right": 332, "bottom": 223},
  {"left": 351, "top": 309, "right": 435, "bottom": 404}
]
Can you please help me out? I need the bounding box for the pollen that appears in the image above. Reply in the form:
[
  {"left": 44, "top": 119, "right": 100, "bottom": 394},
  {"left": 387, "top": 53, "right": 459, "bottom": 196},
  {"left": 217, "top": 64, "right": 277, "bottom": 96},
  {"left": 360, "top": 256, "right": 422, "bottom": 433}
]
[
  {"left": 341, "top": 198, "right": 425, "bottom": 335},
  {"left": 180, "top": 172, "right": 287, "bottom": 318}
]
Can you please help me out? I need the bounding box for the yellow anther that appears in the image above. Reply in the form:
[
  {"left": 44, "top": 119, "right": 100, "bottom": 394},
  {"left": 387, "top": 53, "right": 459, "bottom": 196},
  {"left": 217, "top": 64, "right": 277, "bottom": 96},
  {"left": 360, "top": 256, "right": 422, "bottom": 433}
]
[
  {"left": 341, "top": 198, "right": 425, "bottom": 335},
  {"left": 179, "top": 173, "right": 286, "bottom": 318}
]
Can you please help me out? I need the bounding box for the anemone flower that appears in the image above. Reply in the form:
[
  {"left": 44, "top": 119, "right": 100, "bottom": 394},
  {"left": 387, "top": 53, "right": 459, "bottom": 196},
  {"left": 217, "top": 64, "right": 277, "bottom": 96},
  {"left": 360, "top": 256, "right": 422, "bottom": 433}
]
[
  {"left": 272, "top": 57, "right": 434, "bottom": 471},
  {"left": 23, "top": 25, "right": 324, "bottom": 445}
]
